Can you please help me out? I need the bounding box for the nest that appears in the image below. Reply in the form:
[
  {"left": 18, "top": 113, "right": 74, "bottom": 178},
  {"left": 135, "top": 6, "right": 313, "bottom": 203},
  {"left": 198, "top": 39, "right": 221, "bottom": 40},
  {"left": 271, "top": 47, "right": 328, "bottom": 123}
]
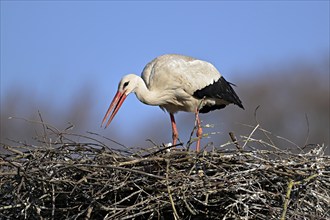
[{"left": 0, "top": 120, "right": 329, "bottom": 220}]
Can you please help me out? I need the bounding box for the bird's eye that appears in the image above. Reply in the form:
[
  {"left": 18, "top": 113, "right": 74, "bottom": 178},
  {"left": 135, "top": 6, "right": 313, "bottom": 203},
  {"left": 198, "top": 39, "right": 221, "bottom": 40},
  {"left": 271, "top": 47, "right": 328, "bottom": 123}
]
[{"left": 123, "top": 81, "right": 129, "bottom": 88}]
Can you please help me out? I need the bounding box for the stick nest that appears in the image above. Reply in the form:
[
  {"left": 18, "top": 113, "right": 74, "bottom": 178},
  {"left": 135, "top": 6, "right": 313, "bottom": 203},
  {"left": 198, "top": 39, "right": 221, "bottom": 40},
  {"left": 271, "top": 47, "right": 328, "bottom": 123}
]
[{"left": 0, "top": 122, "right": 329, "bottom": 219}]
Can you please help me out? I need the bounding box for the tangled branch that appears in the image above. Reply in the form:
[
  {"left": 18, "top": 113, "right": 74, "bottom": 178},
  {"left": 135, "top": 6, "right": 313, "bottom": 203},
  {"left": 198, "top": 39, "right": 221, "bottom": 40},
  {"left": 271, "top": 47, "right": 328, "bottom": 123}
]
[{"left": 0, "top": 118, "right": 329, "bottom": 219}]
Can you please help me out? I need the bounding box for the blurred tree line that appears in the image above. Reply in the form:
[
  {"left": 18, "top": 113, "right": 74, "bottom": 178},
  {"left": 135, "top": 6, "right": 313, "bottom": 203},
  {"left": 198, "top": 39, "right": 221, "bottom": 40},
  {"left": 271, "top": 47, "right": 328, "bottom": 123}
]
[{"left": 1, "top": 57, "right": 329, "bottom": 154}]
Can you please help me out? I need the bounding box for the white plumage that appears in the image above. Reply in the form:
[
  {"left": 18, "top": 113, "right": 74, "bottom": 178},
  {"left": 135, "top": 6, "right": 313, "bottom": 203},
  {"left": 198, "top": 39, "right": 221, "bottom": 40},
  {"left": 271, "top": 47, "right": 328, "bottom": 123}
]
[
  {"left": 142, "top": 54, "right": 222, "bottom": 112},
  {"left": 102, "top": 54, "right": 244, "bottom": 151}
]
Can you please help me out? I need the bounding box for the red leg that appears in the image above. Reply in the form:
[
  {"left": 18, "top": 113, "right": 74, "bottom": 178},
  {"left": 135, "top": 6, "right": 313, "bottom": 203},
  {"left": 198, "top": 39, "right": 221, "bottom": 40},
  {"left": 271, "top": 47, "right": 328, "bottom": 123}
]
[
  {"left": 195, "top": 110, "right": 202, "bottom": 152},
  {"left": 170, "top": 113, "right": 178, "bottom": 146}
]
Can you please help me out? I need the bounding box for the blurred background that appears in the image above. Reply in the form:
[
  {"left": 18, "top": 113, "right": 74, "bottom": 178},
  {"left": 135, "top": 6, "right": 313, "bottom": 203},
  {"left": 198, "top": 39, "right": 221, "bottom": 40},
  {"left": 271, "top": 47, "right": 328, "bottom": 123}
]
[{"left": 1, "top": 1, "right": 329, "bottom": 152}]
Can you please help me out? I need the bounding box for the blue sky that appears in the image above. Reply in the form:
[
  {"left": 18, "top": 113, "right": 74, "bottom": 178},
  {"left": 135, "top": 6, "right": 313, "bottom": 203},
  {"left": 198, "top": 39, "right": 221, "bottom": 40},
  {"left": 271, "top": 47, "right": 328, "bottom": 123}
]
[{"left": 1, "top": 1, "right": 329, "bottom": 140}]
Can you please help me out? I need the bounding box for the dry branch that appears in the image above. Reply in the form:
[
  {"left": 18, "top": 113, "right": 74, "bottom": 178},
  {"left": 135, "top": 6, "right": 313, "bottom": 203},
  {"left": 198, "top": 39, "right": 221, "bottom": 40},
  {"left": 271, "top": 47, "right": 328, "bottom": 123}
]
[{"left": 0, "top": 121, "right": 329, "bottom": 219}]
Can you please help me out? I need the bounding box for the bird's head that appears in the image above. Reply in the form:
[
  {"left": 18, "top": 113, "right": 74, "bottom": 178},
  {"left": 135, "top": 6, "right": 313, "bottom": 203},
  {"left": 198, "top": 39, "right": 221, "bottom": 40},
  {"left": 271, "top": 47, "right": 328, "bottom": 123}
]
[
  {"left": 117, "top": 74, "right": 139, "bottom": 95},
  {"left": 101, "top": 74, "right": 139, "bottom": 128}
]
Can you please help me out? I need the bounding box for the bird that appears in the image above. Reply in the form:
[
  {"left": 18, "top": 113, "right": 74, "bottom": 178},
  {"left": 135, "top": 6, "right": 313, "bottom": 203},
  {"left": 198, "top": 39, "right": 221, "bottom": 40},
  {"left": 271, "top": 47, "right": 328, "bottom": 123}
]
[{"left": 101, "top": 54, "right": 244, "bottom": 152}]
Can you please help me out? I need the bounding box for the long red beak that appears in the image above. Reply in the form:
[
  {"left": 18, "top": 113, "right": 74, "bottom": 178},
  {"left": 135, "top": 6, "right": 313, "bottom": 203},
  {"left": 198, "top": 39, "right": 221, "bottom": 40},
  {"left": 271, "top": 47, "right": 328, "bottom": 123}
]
[{"left": 101, "top": 91, "right": 127, "bottom": 128}]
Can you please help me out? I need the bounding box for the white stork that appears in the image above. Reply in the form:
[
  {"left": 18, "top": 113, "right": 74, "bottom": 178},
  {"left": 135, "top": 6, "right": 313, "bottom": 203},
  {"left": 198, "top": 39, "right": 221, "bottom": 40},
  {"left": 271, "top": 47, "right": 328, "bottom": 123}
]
[{"left": 101, "top": 54, "right": 244, "bottom": 152}]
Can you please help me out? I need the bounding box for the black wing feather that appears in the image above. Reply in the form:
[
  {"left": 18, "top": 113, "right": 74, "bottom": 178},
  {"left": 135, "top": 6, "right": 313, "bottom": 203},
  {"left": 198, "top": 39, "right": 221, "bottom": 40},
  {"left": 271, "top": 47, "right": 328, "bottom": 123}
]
[{"left": 193, "top": 76, "right": 244, "bottom": 111}]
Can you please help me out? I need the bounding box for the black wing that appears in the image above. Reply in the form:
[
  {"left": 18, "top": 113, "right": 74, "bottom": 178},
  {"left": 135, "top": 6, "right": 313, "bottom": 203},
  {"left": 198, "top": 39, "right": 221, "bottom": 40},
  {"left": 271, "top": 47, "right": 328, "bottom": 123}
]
[{"left": 193, "top": 76, "right": 244, "bottom": 112}]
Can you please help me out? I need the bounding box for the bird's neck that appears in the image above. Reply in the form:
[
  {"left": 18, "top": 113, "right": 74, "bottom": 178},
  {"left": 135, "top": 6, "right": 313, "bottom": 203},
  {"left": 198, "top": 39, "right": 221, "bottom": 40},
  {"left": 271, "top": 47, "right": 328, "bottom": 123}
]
[{"left": 134, "top": 77, "right": 169, "bottom": 106}]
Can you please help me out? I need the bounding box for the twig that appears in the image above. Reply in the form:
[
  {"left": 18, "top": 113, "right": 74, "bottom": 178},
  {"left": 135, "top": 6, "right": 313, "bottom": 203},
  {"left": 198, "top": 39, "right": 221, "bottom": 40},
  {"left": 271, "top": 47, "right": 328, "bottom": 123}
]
[
  {"left": 229, "top": 131, "right": 242, "bottom": 151},
  {"left": 166, "top": 159, "right": 180, "bottom": 220},
  {"left": 85, "top": 206, "right": 93, "bottom": 220},
  {"left": 52, "top": 184, "right": 55, "bottom": 220},
  {"left": 73, "top": 163, "right": 166, "bottom": 180},
  {"left": 281, "top": 174, "right": 319, "bottom": 220},
  {"left": 303, "top": 113, "right": 310, "bottom": 149},
  {"left": 242, "top": 123, "right": 260, "bottom": 149}
]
